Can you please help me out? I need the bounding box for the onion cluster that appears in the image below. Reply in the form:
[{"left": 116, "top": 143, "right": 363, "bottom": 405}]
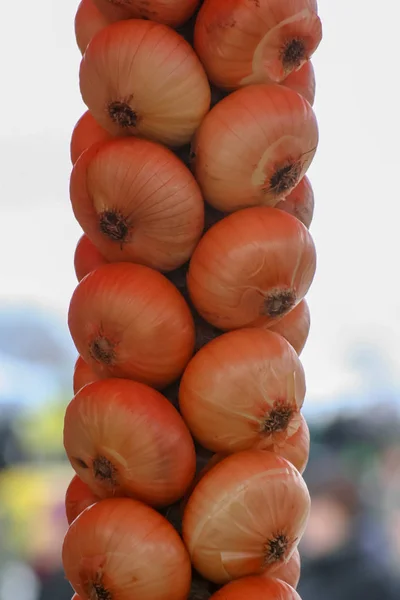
[{"left": 63, "top": 1, "right": 323, "bottom": 598}]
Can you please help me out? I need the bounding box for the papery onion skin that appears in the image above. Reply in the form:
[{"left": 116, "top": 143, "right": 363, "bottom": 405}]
[
  {"left": 64, "top": 378, "right": 196, "bottom": 507},
  {"left": 94, "top": 0, "right": 200, "bottom": 28},
  {"left": 73, "top": 355, "right": 100, "bottom": 395},
  {"left": 65, "top": 475, "right": 99, "bottom": 525},
  {"left": 73, "top": 234, "right": 108, "bottom": 282},
  {"left": 281, "top": 61, "right": 316, "bottom": 107},
  {"left": 209, "top": 575, "right": 301, "bottom": 599},
  {"left": 187, "top": 207, "right": 317, "bottom": 330},
  {"left": 182, "top": 449, "right": 310, "bottom": 584},
  {"left": 269, "top": 548, "right": 301, "bottom": 589},
  {"left": 80, "top": 20, "right": 211, "bottom": 147},
  {"left": 74, "top": 0, "right": 110, "bottom": 55},
  {"left": 68, "top": 262, "right": 195, "bottom": 388},
  {"left": 270, "top": 413, "right": 310, "bottom": 474},
  {"left": 62, "top": 498, "right": 192, "bottom": 600},
  {"left": 70, "top": 111, "right": 112, "bottom": 165},
  {"left": 70, "top": 137, "right": 204, "bottom": 271},
  {"left": 179, "top": 328, "right": 306, "bottom": 454},
  {"left": 275, "top": 177, "right": 314, "bottom": 229},
  {"left": 194, "top": 0, "right": 321, "bottom": 90},
  {"left": 268, "top": 299, "right": 311, "bottom": 356},
  {"left": 192, "top": 84, "right": 318, "bottom": 212}
]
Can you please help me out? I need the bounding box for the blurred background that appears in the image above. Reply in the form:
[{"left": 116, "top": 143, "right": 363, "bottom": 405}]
[{"left": 0, "top": 1, "right": 399, "bottom": 599}]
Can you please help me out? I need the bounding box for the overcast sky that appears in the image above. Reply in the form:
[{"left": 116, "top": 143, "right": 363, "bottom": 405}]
[{"left": 0, "top": 1, "right": 399, "bottom": 406}]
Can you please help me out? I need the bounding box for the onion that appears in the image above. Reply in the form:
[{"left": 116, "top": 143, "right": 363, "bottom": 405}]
[
  {"left": 275, "top": 177, "right": 314, "bottom": 229},
  {"left": 73, "top": 355, "right": 100, "bottom": 394},
  {"left": 93, "top": 0, "right": 200, "bottom": 28},
  {"left": 268, "top": 299, "right": 311, "bottom": 355},
  {"left": 70, "top": 138, "right": 204, "bottom": 271},
  {"left": 64, "top": 378, "right": 196, "bottom": 506},
  {"left": 73, "top": 234, "right": 108, "bottom": 283},
  {"left": 65, "top": 475, "right": 99, "bottom": 525},
  {"left": 266, "top": 413, "right": 310, "bottom": 474},
  {"left": 281, "top": 61, "right": 316, "bottom": 106},
  {"left": 209, "top": 576, "right": 301, "bottom": 599},
  {"left": 74, "top": 0, "right": 110, "bottom": 55},
  {"left": 70, "top": 111, "right": 112, "bottom": 165},
  {"left": 192, "top": 84, "right": 318, "bottom": 212},
  {"left": 194, "top": 0, "right": 322, "bottom": 90},
  {"left": 68, "top": 262, "right": 195, "bottom": 388},
  {"left": 79, "top": 20, "right": 211, "bottom": 147},
  {"left": 179, "top": 328, "right": 306, "bottom": 453},
  {"left": 182, "top": 449, "right": 310, "bottom": 583},
  {"left": 187, "top": 207, "right": 316, "bottom": 330},
  {"left": 62, "top": 497, "right": 192, "bottom": 600},
  {"left": 269, "top": 548, "right": 301, "bottom": 589}
]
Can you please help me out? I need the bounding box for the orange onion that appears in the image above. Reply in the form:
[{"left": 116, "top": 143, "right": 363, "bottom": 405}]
[
  {"left": 74, "top": 0, "right": 110, "bottom": 55},
  {"left": 275, "top": 177, "right": 314, "bottom": 228},
  {"left": 63, "top": 497, "right": 192, "bottom": 600},
  {"left": 64, "top": 379, "right": 196, "bottom": 506},
  {"left": 210, "top": 576, "right": 301, "bottom": 599},
  {"left": 179, "top": 328, "right": 306, "bottom": 454},
  {"left": 68, "top": 262, "right": 195, "bottom": 388},
  {"left": 72, "top": 595, "right": 82, "bottom": 600},
  {"left": 65, "top": 475, "right": 99, "bottom": 525},
  {"left": 70, "top": 138, "right": 204, "bottom": 271},
  {"left": 79, "top": 20, "right": 211, "bottom": 147},
  {"left": 182, "top": 449, "right": 310, "bottom": 583},
  {"left": 73, "top": 234, "right": 108, "bottom": 282},
  {"left": 269, "top": 548, "right": 301, "bottom": 589},
  {"left": 187, "top": 207, "right": 316, "bottom": 330},
  {"left": 194, "top": 0, "right": 322, "bottom": 90},
  {"left": 192, "top": 84, "right": 318, "bottom": 212},
  {"left": 70, "top": 111, "right": 112, "bottom": 165},
  {"left": 281, "top": 61, "right": 316, "bottom": 106},
  {"left": 93, "top": 0, "right": 200, "bottom": 27},
  {"left": 73, "top": 355, "right": 100, "bottom": 394},
  {"left": 268, "top": 299, "right": 311, "bottom": 355}
]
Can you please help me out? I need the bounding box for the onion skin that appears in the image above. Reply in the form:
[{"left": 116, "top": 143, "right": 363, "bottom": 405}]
[
  {"left": 73, "top": 234, "right": 108, "bottom": 283},
  {"left": 70, "top": 137, "right": 204, "bottom": 271},
  {"left": 271, "top": 413, "right": 310, "bottom": 474},
  {"left": 64, "top": 378, "right": 196, "bottom": 507},
  {"left": 187, "top": 207, "right": 317, "bottom": 331},
  {"left": 68, "top": 262, "right": 195, "bottom": 388},
  {"left": 74, "top": 0, "right": 110, "bottom": 55},
  {"left": 192, "top": 84, "right": 318, "bottom": 212},
  {"left": 268, "top": 299, "right": 311, "bottom": 355},
  {"left": 65, "top": 475, "right": 99, "bottom": 525},
  {"left": 209, "top": 576, "right": 301, "bottom": 599},
  {"left": 182, "top": 449, "right": 310, "bottom": 584},
  {"left": 62, "top": 498, "right": 192, "bottom": 600},
  {"left": 194, "top": 0, "right": 322, "bottom": 90},
  {"left": 73, "top": 355, "right": 100, "bottom": 395},
  {"left": 269, "top": 548, "right": 301, "bottom": 589},
  {"left": 94, "top": 0, "right": 200, "bottom": 28},
  {"left": 79, "top": 20, "right": 211, "bottom": 147},
  {"left": 281, "top": 61, "right": 316, "bottom": 107},
  {"left": 179, "top": 328, "right": 306, "bottom": 454},
  {"left": 70, "top": 111, "right": 112, "bottom": 165},
  {"left": 275, "top": 177, "right": 314, "bottom": 229}
]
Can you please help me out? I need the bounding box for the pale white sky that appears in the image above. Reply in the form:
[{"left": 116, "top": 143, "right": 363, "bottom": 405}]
[{"left": 0, "top": 1, "right": 399, "bottom": 405}]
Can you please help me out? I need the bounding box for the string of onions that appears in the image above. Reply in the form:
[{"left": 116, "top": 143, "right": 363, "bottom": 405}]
[
  {"left": 93, "top": 0, "right": 201, "bottom": 28},
  {"left": 192, "top": 84, "right": 318, "bottom": 212}
]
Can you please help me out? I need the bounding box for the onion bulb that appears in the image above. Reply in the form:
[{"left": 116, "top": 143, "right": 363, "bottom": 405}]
[
  {"left": 94, "top": 0, "right": 200, "bottom": 27},
  {"left": 79, "top": 20, "right": 211, "bottom": 147},
  {"left": 70, "top": 138, "right": 204, "bottom": 271},
  {"left": 73, "top": 234, "right": 108, "bottom": 283},
  {"left": 65, "top": 475, "right": 99, "bottom": 525},
  {"left": 275, "top": 177, "right": 314, "bottom": 228},
  {"left": 64, "top": 379, "right": 196, "bottom": 506},
  {"left": 179, "top": 328, "right": 306, "bottom": 454},
  {"left": 209, "top": 576, "right": 301, "bottom": 599},
  {"left": 68, "top": 262, "right": 195, "bottom": 388},
  {"left": 72, "top": 595, "right": 81, "bottom": 600},
  {"left": 281, "top": 61, "right": 316, "bottom": 106},
  {"left": 187, "top": 207, "right": 316, "bottom": 330},
  {"left": 73, "top": 355, "right": 100, "bottom": 395},
  {"left": 62, "top": 497, "right": 192, "bottom": 600},
  {"left": 266, "top": 413, "right": 310, "bottom": 474},
  {"left": 182, "top": 449, "right": 310, "bottom": 583},
  {"left": 74, "top": 0, "right": 110, "bottom": 55},
  {"left": 192, "top": 84, "right": 318, "bottom": 212},
  {"left": 268, "top": 299, "right": 311, "bottom": 355},
  {"left": 194, "top": 0, "right": 322, "bottom": 90},
  {"left": 70, "top": 111, "right": 112, "bottom": 165},
  {"left": 270, "top": 548, "right": 301, "bottom": 589}
]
